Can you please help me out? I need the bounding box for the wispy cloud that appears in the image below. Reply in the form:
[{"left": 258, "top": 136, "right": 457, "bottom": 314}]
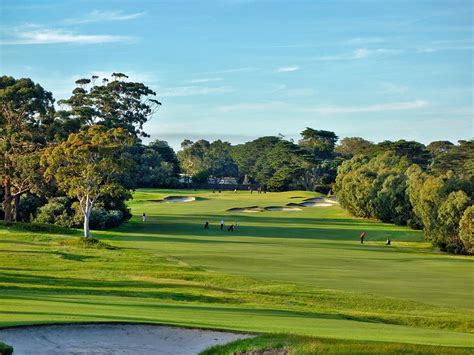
[
  {"left": 314, "top": 48, "right": 403, "bottom": 61},
  {"left": 218, "top": 101, "right": 287, "bottom": 112},
  {"left": 65, "top": 10, "right": 145, "bottom": 24},
  {"left": 277, "top": 66, "right": 300, "bottom": 72},
  {"left": 344, "top": 37, "right": 386, "bottom": 45},
  {"left": 218, "top": 100, "right": 428, "bottom": 113},
  {"left": 1, "top": 26, "right": 134, "bottom": 45},
  {"left": 160, "top": 86, "right": 233, "bottom": 97},
  {"left": 303, "top": 100, "right": 428, "bottom": 114},
  {"left": 187, "top": 77, "right": 223, "bottom": 84},
  {"left": 380, "top": 82, "right": 409, "bottom": 94},
  {"left": 202, "top": 67, "right": 258, "bottom": 74},
  {"left": 416, "top": 40, "right": 474, "bottom": 53}
]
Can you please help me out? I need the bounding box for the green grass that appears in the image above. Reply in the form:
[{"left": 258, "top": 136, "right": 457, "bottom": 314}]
[
  {"left": 0, "top": 189, "right": 473, "bottom": 352},
  {"left": 201, "top": 334, "right": 474, "bottom": 354}
]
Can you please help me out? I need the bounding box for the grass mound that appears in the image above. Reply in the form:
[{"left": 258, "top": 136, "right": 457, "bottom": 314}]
[
  {"left": 59, "top": 237, "right": 118, "bottom": 250},
  {"left": 7, "top": 222, "right": 75, "bottom": 235}
]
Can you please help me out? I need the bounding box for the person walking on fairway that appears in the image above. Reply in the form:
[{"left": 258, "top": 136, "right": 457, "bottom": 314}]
[
  {"left": 360, "top": 231, "right": 366, "bottom": 244},
  {"left": 220, "top": 219, "right": 224, "bottom": 231},
  {"left": 142, "top": 213, "right": 146, "bottom": 222},
  {"left": 204, "top": 221, "right": 209, "bottom": 229}
]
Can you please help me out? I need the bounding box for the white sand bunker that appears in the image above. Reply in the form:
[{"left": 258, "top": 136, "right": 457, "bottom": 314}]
[
  {"left": 264, "top": 206, "right": 302, "bottom": 211},
  {"left": 151, "top": 196, "right": 196, "bottom": 203},
  {"left": 299, "top": 198, "right": 334, "bottom": 207},
  {"left": 165, "top": 196, "right": 196, "bottom": 202},
  {"left": 227, "top": 206, "right": 262, "bottom": 213},
  {"left": 0, "top": 323, "right": 251, "bottom": 355}
]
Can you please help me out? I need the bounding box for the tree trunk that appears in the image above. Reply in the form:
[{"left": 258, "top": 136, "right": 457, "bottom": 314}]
[
  {"left": 83, "top": 196, "right": 93, "bottom": 239},
  {"left": 3, "top": 178, "right": 13, "bottom": 224},
  {"left": 13, "top": 194, "right": 20, "bottom": 221},
  {"left": 83, "top": 212, "right": 91, "bottom": 239}
]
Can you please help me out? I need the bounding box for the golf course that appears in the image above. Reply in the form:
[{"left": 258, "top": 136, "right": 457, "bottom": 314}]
[{"left": 0, "top": 189, "right": 473, "bottom": 353}]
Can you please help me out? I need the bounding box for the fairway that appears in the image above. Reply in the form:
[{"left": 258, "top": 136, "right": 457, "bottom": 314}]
[{"left": 1, "top": 189, "right": 473, "bottom": 349}]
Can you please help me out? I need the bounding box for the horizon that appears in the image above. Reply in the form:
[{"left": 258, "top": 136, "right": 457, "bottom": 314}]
[{"left": 1, "top": 0, "right": 473, "bottom": 150}]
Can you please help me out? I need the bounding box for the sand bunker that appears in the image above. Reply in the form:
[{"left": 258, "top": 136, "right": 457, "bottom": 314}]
[
  {"left": 227, "top": 206, "right": 262, "bottom": 213},
  {"left": 264, "top": 206, "right": 302, "bottom": 211},
  {"left": 298, "top": 198, "right": 334, "bottom": 207},
  {"left": 151, "top": 196, "right": 196, "bottom": 203},
  {"left": 0, "top": 324, "right": 251, "bottom": 355},
  {"left": 165, "top": 196, "right": 196, "bottom": 202}
]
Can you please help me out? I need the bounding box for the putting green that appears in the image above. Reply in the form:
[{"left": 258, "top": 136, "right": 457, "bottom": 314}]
[{"left": 0, "top": 189, "right": 473, "bottom": 348}]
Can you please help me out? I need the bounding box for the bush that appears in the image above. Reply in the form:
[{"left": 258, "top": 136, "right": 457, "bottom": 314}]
[
  {"left": 33, "top": 197, "right": 126, "bottom": 231},
  {"left": 11, "top": 222, "right": 74, "bottom": 235},
  {"left": 89, "top": 208, "right": 124, "bottom": 230},
  {"left": 34, "top": 196, "right": 76, "bottom": 227},
  {"left": 0, "top": 342, "right": 13, "bottom": 355},
  {"left": 16, "top": 194, "right": 45, "bottom": 222}
]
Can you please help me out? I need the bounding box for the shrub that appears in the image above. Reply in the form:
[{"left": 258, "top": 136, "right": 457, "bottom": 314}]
[
  {"left": 0, "top": 342, "right": 13, "bottom": 355},
  {"left": 89, "top": 208, "right": 124, "bottom": 230},
  {"left": 34, "top": 196, "right": 76, "bottom": 227}
]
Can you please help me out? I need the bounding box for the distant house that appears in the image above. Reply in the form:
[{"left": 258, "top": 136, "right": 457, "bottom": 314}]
[
  {"left": 207, "top": 177, "right": 238, "bottom": 185},
  {"left": 178, "top": 174, "right": 192, "bottom": 184}
]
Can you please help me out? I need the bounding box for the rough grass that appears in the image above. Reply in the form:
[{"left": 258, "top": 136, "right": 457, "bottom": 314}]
[
  {"left": 201, "top": 334, "right": 474, "bottom": 354},
  {"left": 0, "top": 189, "right": 473, "bottom": 351}
]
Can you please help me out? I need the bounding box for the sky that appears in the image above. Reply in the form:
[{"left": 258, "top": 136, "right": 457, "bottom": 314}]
[{"left": 0, "top": 0, "right": 473, "bottom": 150}]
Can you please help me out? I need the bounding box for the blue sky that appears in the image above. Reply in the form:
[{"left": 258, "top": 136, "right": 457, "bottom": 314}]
[{"left": 1, "top": 0, "right": 473, "bottom": 149}]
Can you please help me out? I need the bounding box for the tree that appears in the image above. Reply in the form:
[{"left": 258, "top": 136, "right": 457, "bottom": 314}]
[
  {"left": 42, "top": 125, "right": 134, "bottom": 238},
  {"left": 430, "top": 140, "right": 473, "bottom": 178},
  {"left": 376, "top": 140, "right": 431, "bottom": 167},
  {"left": 177, "top": 139, "right": 211, "bottom": 177},
  {"left": 335, "top": 137, "right": 374, "bottom": 159},
  {"left": 127, "top": 140, "right": 179, "bottom": 188},
  {"left": 253, "top": 140, "right": 304, "bottom": 191},
  {"left": 57, "top": 73, "right": 161, "bottom": 138},
  {"left": 298, "top": 128, "right": 338, "bottom": 160},
  {"left": 437, "top": 191, "right": 471, "bottom": 253},
  {"left": 459, "top": 206, "right": 474, "bottom": 254},
  {"left": 0, "top": 76, "right": 54, "bottom": 223},
  {"left": 177, "top": 139, "right": 238, "bottom": 180},
  {"left": 298, "top": 128, "right": 339, "bottom": 192},
  {"left": 205, "top": 140, "right": 238, "bottom": 178},
  {"left": 231, "top": 136, "right": 280, "bottom": 181},
  {"left": 426, "top": 140, "right": 454, "bottom": 157}
]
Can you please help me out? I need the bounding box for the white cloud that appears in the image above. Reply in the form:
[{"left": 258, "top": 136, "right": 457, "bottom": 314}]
[
  {"left": 314, "top": 48, "right": 403, "bottom": 61},
  {"left": 353, "top": 48, "right": 370, "bottom": 58},
  {"left": 160, "top": 86, "right": 233, "bottom": 97},
  {"left": 187, "top": 78, "right": 223, "bottom": 83},
  {"left": 218, "top": 101, "right": 287, "bottom": 112},
  {"left": 303, "top": 100, "right": 428, "bottom": 114},
  {"left": 66, "top": 10, "right": 145, "bottom": 24},
  {"left": 218, "top": 100, "right": 428, "bottom": 113},
  {"left": 203, "top": 67, "right": 259, "bottom": 74},
  {"left": 277, "top": 66, "right": 300, "bottom": 72},
  {"left": 1, "top": 27, "right": 133, "bottom": 45},
  {"left": 380, "top": 82, "right": 409, "bottom": 94},
  {"left": 344, "top": 37, "right": 386, "bottom": 45}
]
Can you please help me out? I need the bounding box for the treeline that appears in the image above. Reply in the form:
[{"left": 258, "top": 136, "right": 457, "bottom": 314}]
[
  {"left": 335, "top": 141, "right": 473, "bottom": 254},
  {"left": 2, "top": 74, "right": 472, "bottom": 251},
  {"left": 177, "top": 129, "right": 341, "bottom": 192}
]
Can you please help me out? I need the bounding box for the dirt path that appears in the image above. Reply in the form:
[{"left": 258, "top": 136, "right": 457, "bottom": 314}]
[{"left": 0, "top": 323, "right": 251, "bottom": 355}]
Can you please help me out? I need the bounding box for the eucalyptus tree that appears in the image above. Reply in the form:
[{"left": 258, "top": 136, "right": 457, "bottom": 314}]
[
  {"left": 0, "top": 76, "right": 54, "bottom": 223},
  {"left": 42, "top": 125, "right": 134, "bottom": 238}
]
